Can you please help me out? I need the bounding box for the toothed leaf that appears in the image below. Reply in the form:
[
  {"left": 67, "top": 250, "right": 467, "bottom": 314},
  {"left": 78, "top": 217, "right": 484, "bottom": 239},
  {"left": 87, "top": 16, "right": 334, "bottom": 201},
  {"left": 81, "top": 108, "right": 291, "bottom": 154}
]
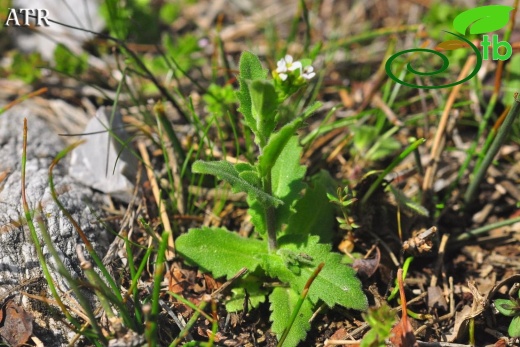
[{"left": 261, "top": 235, "right": 367, "bottom": 311}]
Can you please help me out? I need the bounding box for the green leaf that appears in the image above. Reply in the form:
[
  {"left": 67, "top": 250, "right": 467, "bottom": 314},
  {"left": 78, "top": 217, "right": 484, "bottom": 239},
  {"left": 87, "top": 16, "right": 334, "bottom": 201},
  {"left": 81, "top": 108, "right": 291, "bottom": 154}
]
[
  {"left": 285, "top": 170, "right": 337, "bottom": 243},
  {"left": 258, "top": 118, "right": 303, "bottom": 177},
  {"left": 509, "top": 315, "right": 520, "bottom": 337},
  {"left": 247, "top": 199, "right": 267, "bottom": 237},
  {"left": 388, "top": 185, "right": 429, "bottom": 217},
  {"left": 265, "top": 235, "right": 367, "bottom": 311},
  {"left": 9, "top": 51, "right": 44, "bottom": 84},
  {"left": 235, "top": 162, "right": 256, "bottom": 173},
  {"left": 453, "top": 5, "right": 514, "bottom": 35},
  {"left": 203, "top": 83, "right": 237, "bottom": 115},
  {"left": 352, "top": 125, "right": 378, "bottom": 154},
  {"left": 226, "top": 275, "right": 267, "bottom": 313},
  {"left": 351, "top": 125, "right": 401, "bottom": 161},
  {"left": 159, "top": 2, "right": 180, "bottom": 23},
  {"left": 271, "top": 136, "right": 307, "bottom": 228},
  {"left": 192, "top": 160, "right": 282, "bottom": 207},
  {"left": 239, "top": 170, "right": 262, "bottom": 188},
  {"left": 360, "top": 303, "right": 396, "bottom": 347},
  {"left": 54, "top": 43, "right": 88, "bottom": 75},
  {"left": 250, "top": 80, "right": 279, "bottom": 144},
  {"left": 176, "top": 227, "right": 268, "bottom": 279},
  {"left": 248, "top": 135, "right": 306, "bottom": 237},
  {"left": 494, "top": 298, "right": 518, "bottom": 317},
  {"left": 365, "top": 136, "right": 401, "bottom": 161},
  {"left": 270, "top": 287, "right": 313, "bottom": 347},
  {"left": 236, "top": 51, "right": 268, "bottom": 137}
]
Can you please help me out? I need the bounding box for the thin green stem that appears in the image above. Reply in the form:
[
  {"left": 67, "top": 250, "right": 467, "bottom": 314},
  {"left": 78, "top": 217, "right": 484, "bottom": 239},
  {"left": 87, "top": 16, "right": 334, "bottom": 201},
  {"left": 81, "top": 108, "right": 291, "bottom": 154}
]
[
  {"left": 170, "top": 300, "right": 208, "bottom": 347},
  {"left": 464, "top": 96, "right": 520, "bottom": 204},
  {"left": 388, "top": 257, "right": 414, "bottom": 301},
  {"left": 469, "top": 317, "right": 475, "bottom": 346},
  {"left": 146, "top": 232, "right": 169, "bottom": 346},
  {"left": 277, "top": 263, "right": 325, "bottom": 347},
  {"left": 455, "top": 216, "right": 520, "bottom": 242},
  {"left": 362, "top": 138, "right": 425, "bottom": 206},
  {"left": 333, "top": 24, "right": 420, "bottom": 50}
]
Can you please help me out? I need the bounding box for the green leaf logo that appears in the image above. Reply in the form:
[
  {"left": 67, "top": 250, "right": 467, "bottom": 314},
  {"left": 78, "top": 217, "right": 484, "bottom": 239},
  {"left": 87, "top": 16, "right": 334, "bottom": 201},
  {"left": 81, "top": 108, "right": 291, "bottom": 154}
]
[{"left": 453, "top": 5, "right": 514, "bottom": 35}]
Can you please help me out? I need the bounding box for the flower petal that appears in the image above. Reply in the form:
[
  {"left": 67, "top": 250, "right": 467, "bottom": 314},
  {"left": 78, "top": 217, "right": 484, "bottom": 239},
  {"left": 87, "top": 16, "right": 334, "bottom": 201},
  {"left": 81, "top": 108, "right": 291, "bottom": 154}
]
[{"left": 289, "top": 61, "right": 302, "bottom": 72}]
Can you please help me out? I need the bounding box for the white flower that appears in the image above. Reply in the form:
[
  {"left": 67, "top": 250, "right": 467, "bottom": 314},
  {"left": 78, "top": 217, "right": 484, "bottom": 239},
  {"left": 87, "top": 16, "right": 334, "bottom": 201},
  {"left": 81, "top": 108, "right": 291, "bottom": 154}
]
[
  {"left": 302, "top": 65, "right": 316, "bottom": 80},
  {"left": 276, "top": 56, "right": 289, "bottom": 73},
  {"left": 276, "top": 54, "right": 302, "bottom": 81}
]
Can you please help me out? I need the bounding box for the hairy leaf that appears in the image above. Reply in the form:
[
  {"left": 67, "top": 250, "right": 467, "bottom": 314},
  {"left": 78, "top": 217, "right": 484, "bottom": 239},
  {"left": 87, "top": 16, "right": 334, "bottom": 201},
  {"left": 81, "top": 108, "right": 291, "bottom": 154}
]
[
  {"left": 248, "top": 136, "right": 306, "bottom": 237},
  {"left": 285, "top": 170, "right": 336, "bottom": 242},
  {"left": 236, "top": 51, "right": 268, "bottom": 139},
  {"left": 247, "top": 198, "right": 267, "bottom": 237},
  {"left": 235, "top": 162, "right": 256, "bottom": 173},
  {"left": 271, "top": 136, "right": 307, "bottom": 229},
  {"left": 239, "top": 170, "right": 262, "bottom": 188},
  {"left": 270, "top": 287, "right": 313, "bottom": 347},
  {"left": 265, "top": 235, "right": 367, "bottom": 310},
  {"left": 193, "top": 160, "right": 282, "bottom": 207},
  {"left": 258, "top": 118, "right": 303, "bottom": 177},
  {"left": 176, "top": 227, "right": 268, "bottom": 279},
  {"left": 249, "top": 80, "right": 279, "bottom": 145}
]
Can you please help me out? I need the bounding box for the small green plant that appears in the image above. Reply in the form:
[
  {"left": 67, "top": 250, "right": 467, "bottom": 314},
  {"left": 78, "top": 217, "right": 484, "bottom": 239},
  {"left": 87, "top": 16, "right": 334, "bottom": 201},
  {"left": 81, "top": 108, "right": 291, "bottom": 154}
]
[
  {"left": 328, "top": 185, "right": 359, "bottom": 232},
  {"left": 176, "top": 51, "right": 367, "bottom": 346},
  {"left": 493, "top": 283, "right": 520, "bottom": 337},
  {"left": 100, "top": 0, "right": 159, "bottom": 42},
  {"left": 7, "top": 51, "right": 45, "bottom": 83},
  {"left": 203, "top": 83, "right": 237, "bottom": 116},
  {"left": 53, "top": 43, "right": 88, "bottom": 76},
  {"left": 359, "top": 302, "right": 396, "bottom": 347}
]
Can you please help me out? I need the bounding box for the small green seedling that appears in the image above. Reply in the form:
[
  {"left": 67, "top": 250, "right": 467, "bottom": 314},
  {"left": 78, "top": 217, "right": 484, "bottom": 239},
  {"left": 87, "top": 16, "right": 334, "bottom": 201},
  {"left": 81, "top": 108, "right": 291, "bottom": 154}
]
[
  {"left": 177, "top": 51, "right": 367, "bottom": 346},
  {"left": 493, "top": 283, "right": 520, "bottom": 337},
  {"left": 360, "top": 302, "right": 396, "bottom": 347}
]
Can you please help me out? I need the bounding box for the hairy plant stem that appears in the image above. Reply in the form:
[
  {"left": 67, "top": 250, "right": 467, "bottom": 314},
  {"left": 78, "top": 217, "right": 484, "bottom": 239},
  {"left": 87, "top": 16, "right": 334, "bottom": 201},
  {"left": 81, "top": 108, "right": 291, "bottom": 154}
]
[
  {"left": 266, "top": 205, "right": 277, "bottom": 251},
  {"left": 264, "top": 173, "right": 278, "bottom": 251}
]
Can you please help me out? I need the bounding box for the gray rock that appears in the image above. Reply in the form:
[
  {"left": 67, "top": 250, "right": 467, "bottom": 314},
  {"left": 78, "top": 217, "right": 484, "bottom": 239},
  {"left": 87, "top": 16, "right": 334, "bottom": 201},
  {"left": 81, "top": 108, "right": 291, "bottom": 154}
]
[
  {"left": 0, "top": 105, "right": 110, "bottom": 345},
  {"left": 69, "top": 107, "right": 137, "bottom": 202}
]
